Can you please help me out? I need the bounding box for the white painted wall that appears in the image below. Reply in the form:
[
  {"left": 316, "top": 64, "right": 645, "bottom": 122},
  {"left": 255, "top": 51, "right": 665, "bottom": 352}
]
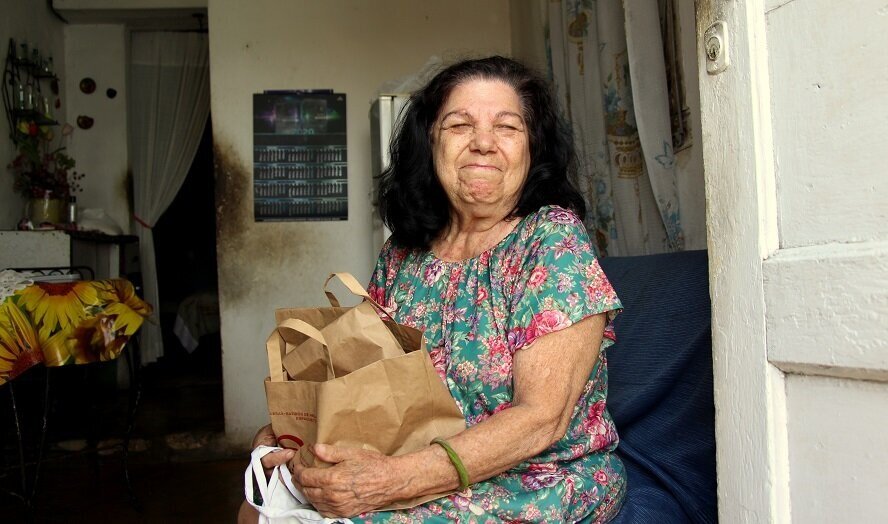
[
  {"left": 63, "top": 24, "right": 130, "bottom": 234},
  {"left": 208, "top": 0, "right": 512, "bottom": 444},
  {"left": 0, "top": 2, "right": 67, "bottom": 229},
  {"left": 508, "top": 0, "right": 547, "bottom": 72}
]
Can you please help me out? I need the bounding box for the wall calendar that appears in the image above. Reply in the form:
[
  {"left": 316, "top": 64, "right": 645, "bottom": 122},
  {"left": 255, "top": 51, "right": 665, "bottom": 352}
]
[{"left": 252, "top": 90, "right": 347, "bottom": 221}]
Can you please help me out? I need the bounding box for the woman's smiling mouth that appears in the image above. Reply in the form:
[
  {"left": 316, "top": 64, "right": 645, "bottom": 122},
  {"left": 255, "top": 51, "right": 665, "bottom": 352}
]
[{"left": 461, "top": 163, "right": 501, "bottom": 171}]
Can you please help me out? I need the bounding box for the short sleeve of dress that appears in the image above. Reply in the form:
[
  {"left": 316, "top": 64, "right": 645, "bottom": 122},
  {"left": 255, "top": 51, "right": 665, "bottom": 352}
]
[
  {"left": 507, "top": 207, "right": 622, "bottom": 353},
  {"left": 367, "top": 239, "right": 392, "bottom": 306}
]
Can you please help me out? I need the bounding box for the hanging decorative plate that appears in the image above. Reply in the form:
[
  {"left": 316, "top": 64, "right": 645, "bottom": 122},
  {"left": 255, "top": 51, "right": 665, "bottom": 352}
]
[
  {"left": 76, "top": 115, "right": 94, "bottom": 130},
  {"left": 79, "top": 77, "right": 96, "bottom": 94}
]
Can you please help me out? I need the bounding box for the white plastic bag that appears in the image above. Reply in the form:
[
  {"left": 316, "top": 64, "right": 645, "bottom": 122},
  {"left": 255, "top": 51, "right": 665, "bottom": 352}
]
[{"left": 244, "top": 446, "right": 352, "bottom": 524}]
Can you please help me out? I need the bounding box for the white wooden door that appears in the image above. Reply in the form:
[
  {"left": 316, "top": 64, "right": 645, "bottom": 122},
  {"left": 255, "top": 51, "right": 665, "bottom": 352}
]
[{"left": 695, "top": 0, "right": 888, "bottom": 522}]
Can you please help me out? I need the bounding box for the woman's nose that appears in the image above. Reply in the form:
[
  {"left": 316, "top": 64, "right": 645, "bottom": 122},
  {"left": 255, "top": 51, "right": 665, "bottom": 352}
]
[{"left": 470, "top": 128, "right": 497, "bottom": 154}]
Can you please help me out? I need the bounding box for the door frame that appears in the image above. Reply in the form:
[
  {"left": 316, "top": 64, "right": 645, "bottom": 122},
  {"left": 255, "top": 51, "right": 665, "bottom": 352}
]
[{"left": 694, "top": 0, "right": 791, "bottom": 521}]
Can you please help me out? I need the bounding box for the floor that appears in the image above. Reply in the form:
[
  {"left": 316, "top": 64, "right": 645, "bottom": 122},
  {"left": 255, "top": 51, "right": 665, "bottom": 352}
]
[{"left": 0, "top": 338, "right": 245, "bottom": 523}]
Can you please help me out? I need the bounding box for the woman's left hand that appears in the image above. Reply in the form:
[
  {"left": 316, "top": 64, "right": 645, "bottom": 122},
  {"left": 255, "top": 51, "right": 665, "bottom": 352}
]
[{"left": 292, "top": 443, "right": 403, "bottom": 517}]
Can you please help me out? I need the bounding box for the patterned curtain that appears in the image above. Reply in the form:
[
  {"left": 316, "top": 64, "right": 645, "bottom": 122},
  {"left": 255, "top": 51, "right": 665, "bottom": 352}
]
[{"left": 546, "top": 0, "right": 685, "bottom": 256}]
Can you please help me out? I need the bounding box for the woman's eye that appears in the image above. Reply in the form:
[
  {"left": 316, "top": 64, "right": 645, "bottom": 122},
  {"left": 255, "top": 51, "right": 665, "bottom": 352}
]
[
  {"left": 496, "top": 124, "right": 520, "bottom": 134},
  {"left": 446, "top": 123, "right": 472, "bottom": 132}
]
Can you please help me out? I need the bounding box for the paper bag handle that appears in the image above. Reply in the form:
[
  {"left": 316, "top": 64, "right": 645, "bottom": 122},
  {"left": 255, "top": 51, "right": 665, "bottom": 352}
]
[
  {"left": 274, "top": 318, "right": 337, "bottom": 379},
  {"left": 323, "top": 272, "right": 374, "bottom": 307},
  {"left": 324, "top": 271, "right": 402, "bottom": 324},
  {"left": 323, "top": 272, "right": 414, "bottom": 349}
]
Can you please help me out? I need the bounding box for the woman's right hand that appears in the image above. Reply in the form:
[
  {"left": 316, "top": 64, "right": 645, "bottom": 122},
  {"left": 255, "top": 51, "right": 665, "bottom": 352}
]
[{"left": 251, "top": 424, "right": 295, "bottom": 480}]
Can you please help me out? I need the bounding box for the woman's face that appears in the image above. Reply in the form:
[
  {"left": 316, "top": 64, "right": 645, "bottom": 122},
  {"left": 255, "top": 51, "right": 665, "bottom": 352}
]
[{"left": 432, "top": 79, "right": 531, "bottom": 218}]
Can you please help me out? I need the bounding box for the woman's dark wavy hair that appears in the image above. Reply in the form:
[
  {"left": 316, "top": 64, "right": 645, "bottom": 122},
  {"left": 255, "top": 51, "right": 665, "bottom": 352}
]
[{"left": 377, "top": 55, "right": 585, "bottom": 250}]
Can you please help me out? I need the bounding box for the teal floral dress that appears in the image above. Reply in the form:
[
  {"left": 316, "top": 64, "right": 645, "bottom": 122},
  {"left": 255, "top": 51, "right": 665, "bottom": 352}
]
[{"left": 361, "top": 206, "right": 625, "bottom": 523}]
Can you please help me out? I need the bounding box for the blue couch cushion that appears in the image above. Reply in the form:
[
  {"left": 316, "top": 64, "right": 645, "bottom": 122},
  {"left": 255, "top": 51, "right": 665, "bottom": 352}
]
[{"left": 599, "top": 250, "right": 716, "bottom": 524}]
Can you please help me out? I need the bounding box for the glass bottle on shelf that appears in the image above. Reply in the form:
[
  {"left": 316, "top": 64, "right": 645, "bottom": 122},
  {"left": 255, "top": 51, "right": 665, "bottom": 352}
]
[
  {"left": 41, "top": 95, "right": 53, "bottom": 119},
  {"left": 14, "top": 77, "right": 26, "bottom": 110},
  {"left": 24, "top": 81, "right": 35, "bottom": 111},
  {"left": 66, "top": 196, "right": 78, "bottom": 227}
]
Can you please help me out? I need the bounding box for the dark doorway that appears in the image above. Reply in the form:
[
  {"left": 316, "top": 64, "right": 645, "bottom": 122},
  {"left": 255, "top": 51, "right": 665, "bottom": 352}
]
[{"left": 149, "top": 116, "right": 223, "bottom": 435}]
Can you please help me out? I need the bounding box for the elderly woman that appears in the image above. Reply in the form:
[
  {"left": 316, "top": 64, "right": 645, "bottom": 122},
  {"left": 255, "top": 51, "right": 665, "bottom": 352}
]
[{"left": 247, "top": 56, "right": 625, "bottom": 523}]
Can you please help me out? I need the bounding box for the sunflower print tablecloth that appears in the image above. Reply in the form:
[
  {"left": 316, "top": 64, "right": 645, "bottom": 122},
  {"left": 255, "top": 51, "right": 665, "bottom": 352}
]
[{"left": 0, "top": 279, "right": 152, "bottom": 386}]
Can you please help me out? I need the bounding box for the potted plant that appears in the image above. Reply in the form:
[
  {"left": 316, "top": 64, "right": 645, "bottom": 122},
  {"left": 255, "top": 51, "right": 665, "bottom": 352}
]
[{"left": 7, "top": 121, "right": 83, "bottom": 226}]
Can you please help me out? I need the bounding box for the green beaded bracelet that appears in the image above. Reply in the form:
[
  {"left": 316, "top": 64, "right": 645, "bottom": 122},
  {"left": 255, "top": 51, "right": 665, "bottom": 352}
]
[{"left": 431, "top": 437, "right": 470, "bottom": 490}]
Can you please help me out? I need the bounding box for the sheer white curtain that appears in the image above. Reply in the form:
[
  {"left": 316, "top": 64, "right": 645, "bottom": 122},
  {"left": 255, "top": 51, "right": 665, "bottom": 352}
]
[
  {"left": 547, "top": 0, "right": 688, "bottom": 256},
  {"left": 129, "top": 32, "right": 210, "bottom": 365}
]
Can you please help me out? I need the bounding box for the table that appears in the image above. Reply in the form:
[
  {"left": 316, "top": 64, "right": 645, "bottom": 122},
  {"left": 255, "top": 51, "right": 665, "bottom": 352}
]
[
  {"left": 0, "top": 276, "right": 151, "bottom": 512},
  {"left": 0, "top": 230, "right": 139, "bottom": 281}
]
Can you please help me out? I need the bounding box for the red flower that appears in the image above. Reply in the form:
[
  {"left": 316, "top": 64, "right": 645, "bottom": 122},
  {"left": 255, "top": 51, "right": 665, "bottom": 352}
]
[
  {"left": 526, "top": 309, "right": 572, "bottom": 345},
  {"left": 594, "top": 469, "right": 609, "bottom": 485},
  {"left": 527, "top": 266, "right": 548, "bottom": 289},
  {"left": 428, "top": 346, "right": 448, "bottom": 380},
  {"left": 475, "top": 286, "right": 489, "bottom": 305}
]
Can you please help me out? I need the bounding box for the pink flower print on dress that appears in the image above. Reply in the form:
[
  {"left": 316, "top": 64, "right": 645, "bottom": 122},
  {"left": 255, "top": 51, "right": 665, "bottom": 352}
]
[
  {"left": 506, "top": 327, "right": 526, "bottom": 352},
  {"left": 412, "top": 302, "right": 427, "bottom": 320},
  {"left": 478, "top": 336, "right": 511, "bottom": 387},
  {"left": 454, "top": 359, "right": 479, "bottom": 383},
  {"left": 594, "top": 469, "right": 609, "bottom": 485},
  {"left": 476, "top": 285, "right": 489, "bottom": 305},
  {"left": 582, "top": 400, "right": 612, "bottom": 449},
  {"left": 444, "top": 266, "right": 463, "bottom": 299},
  {"left": 485, "top": 335, "right": 509, "bottom": 358},
  {"left": 521, "top": 504, "right": 543, "bottom": 520},
  {"left": 451, "top": 490, "right": 485, "bottom": 514},
  {"left": 526, "top": 309, "right": 572, "bottom": 345},
  {"left": 557, "top": 272, "right": 573, "bottom": 293},
  {"left": 503, "top": 257, "right": 522, "bottom": 279},
  {"left": 428, "top": 346, "right": 448, "bottom": 381},
  {"left": 520, "top": 463, "right": 564, "bottom": 490},
  {"left": 527, "top": 266, "right": 548, "bottom": 289},
  {"left": 583, "top": 261, "right": 603, "bottom": 280},
  {"left": 424, "top": 260, "right": 446, "bottom": 285},
  {"left": 547, "top": 208, "right": 580, "bottom": 225},
  {"left": 580, "top": 485, "right": 601, "bottom": 507},
  {"left": 491, "top": 401, "right": 511, "bottom": 415},
  {"left": 554, "top": 235, "right": 579, "bottom": 258},
  {"left": 368, "top": 285, "right": 386, "bottom": 307}
]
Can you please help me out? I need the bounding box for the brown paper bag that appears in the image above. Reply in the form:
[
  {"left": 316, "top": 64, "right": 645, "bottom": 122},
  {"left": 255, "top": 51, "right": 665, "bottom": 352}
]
[
  {"left": 264, "top": 273, "right": 466, "bottom": 510},
  {"left": 281, "top": 274, "right": 406, "bottom": 380}
]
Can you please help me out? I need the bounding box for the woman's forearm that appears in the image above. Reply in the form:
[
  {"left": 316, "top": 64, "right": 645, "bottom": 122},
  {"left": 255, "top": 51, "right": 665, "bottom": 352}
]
[
  {"left": 390, "top": 402, "right": 563, "bottom": 500},
  {"left": 388, "top": 316, "right": 604, "bottom": 503}
]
